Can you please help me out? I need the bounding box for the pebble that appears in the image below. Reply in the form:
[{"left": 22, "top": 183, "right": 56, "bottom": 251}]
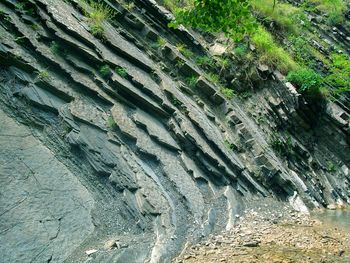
[
  {"left": 85, "top": 249, "right": 98, "bottom": 255},
  {"left": 243, "top": 241, "right": 259, "bottom": 247}
]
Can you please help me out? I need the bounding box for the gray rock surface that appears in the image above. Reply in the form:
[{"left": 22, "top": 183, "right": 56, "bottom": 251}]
[
  {"left": 0, "top": 0, "right": 349, "bottom": 262},
  {"left": 0, "top": 109, "right": 94, "bottom": 263}
]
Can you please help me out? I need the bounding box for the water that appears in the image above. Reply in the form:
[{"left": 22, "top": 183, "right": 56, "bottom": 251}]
[{"left": 313, "top": 209, "right": 350, "bottom": 229}]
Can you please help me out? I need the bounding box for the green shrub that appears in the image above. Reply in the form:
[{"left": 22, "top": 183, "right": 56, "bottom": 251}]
[
  {"left": 327, "top": 13, "right": 343, "bottom": 25},
  {"left": 14, "top": 36, "right": 26, "bottom": 44},
  {"left": 158, "top": 0, "right": 189, "bottom": 12},
  {"left": 220, "top": 87, "right": 235, "bottom": 99},
  {"left": 224, "top": 140, "right": 237, "bottom": 151},
  {"left": 205, "top": 72, "right": 220, "bottom": 84},
  {"left": 233, "top": 43, "right": 248, "bottom": 57},
  {"left": 170, "top": 0, "right": 256, "bottom": 42},
  {"left": 326, "top": 54, "right": 350, "bottom": 93},
  {"left": 195, "top": 56, "right": 215, "bottom": 67},
  {"left": 238, "top": 90, "right": 253, "bottom": 100},
  {"left": 176, "top": 43, "right": 193, "bottom": 58},
  {"left": 176, "top": 59, "right": 185, "bottom": 67},
  {"left": 217, "top": 57, "right": 230, "bottom": 71},
  {"left": 157, "top": 37, "right": 167, "bottom": 47},
  {"left": 107, "top": 115, "right": 117, "bottom": 128},
  {"left": 37, "top": 70, "right": 49, "bottom": 80},
  {"left": 89, "top": 23, "right": 105, "bottom": 37},
  {"left": 326, "top": 161, "right": 336, "bottom": 173},
  {"left": 169, "top": 94, "right": 183, "bottom": 107},
  {"left": 270, "top": 133, "right": 293, "bottom": 156},
  {"left": 185, "top": 76, "right": 198, "bottom": 88},
  {"left": 31, "top": 24, "right": 39, "bottom": 31},
  {"left": 50, "top": 41, "right": 60, "bottom": 55},
  {"left": 288, "top": 36, "right": 315, "bottom": 67},
  {"left": 115, "top": 67, "right": 128, "bottom": 78},
  {"left": 15, "top": 2, "right": 26, "bottom": 10},
  {"left": 124, "top": 2, "right": 135, "bottom": 11},
  {"left": 15, "top": 1, "right": 35, "bottom": 15},
  {"left": 286, "top": 68, "right": 324, "bottom": 95},
  {"left": 99, "top": 64, "right": 111, "bottom": 78}
]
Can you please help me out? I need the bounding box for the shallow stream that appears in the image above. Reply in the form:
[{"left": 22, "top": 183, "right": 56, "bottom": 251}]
[{"left": 313, "top": 209, "right": 350, "bottom": 229}]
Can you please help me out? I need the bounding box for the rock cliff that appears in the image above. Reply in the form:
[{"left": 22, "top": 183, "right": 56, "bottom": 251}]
[{"left": 0, "top": 0, "right": 349, "bottom": 262}]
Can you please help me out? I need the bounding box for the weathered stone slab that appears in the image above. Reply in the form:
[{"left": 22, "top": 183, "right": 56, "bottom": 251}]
[
  {"left": 0, "top": 109, "right": 94, "bottom": 263},
  {"left": 133, "top": 110, "right": 180, "bottom": 150}
]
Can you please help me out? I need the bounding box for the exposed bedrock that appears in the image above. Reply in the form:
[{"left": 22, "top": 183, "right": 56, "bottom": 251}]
[
  {"left": 0, "top": 109, "right": 94, "bottom": 263},
  {"left": 0, "top": 0, "right": 349, "bottom": 262}
]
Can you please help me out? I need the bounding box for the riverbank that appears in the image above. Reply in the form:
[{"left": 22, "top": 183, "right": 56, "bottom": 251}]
[{"left": 174, "top": 201, "right": 350, "bottom": 263}]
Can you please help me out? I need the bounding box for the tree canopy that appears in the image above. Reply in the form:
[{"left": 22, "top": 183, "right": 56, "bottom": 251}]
[{"left": 170, "top": 0, "right": 257, "bottom": 41}]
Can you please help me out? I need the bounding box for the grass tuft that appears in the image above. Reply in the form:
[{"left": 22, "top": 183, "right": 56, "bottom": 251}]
[
  {"left": 185, "top": 76, "right": 198, "bottom": 88},
  {"left": 99, "top": 64, "right": 111, "bottom": 78},
  {"left": 233, "top": 43, "right": 248, "bottom": 58},
  {"left": 195, "top": 55, "right": 215, "bottom": 67},
  {"left": 107, "top": 115, "right": 117, "bottom": 128},
  {"left": 176, "top": 43, "right": 193, "bottom": 58},
  {"left": 251, "top": 26, "right": 297, "bottom": 74},
  {"left": 220, "top": 87, "right": 235, "bottom": 99},
  {"left": 50, "top": 41, "right": 60, "bottom": 55},
  {"left": 158, "top": 0, "right": 190, "bottom": 12},
  {"left": 252, "top": 0, "right": 302, "bottom": 33},
  {"left": 157, "top": 37, "right": 167, "bottom": 47},
  {"left": 115, "top": 67, "right": 128, "bottom": 78},
  {"left": 205, "top": 72, "right": 220, "bottom": 84},
  {"left": 80, "top": 0, "right": 114, "bottom": 37},
  {"left": 37, "top": 70, "right": 49, "bottom": 80}
]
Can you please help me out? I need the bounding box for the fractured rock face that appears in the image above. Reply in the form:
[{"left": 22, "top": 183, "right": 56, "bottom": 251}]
[{"left": 0, "top": 109, "right": 94, "bottom": 263}]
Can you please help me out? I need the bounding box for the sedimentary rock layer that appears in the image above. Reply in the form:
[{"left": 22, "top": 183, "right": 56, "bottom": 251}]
[{"left": 0, "top": 0, "right": 349, "bottom": 262}]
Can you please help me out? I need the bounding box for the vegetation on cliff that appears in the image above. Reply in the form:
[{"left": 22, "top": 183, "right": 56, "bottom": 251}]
[{"left": 160, "top": 0, "right": 350, "bottom": 98}]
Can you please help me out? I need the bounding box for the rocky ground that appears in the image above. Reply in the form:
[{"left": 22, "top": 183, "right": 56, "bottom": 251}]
[{"left": 174, "top": 200, "right": 350, "bottom": 263}]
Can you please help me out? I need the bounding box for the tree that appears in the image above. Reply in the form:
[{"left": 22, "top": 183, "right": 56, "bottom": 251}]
[{"left": 170, "top": 0, "right": 256, "bottom": 42}]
